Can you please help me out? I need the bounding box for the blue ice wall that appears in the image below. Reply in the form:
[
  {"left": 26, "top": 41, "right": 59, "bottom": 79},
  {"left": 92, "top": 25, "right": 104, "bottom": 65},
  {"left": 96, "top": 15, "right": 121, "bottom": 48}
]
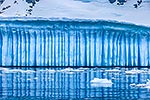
[{"left": 0, "top": 19, "right": 149, "bottom": 66}]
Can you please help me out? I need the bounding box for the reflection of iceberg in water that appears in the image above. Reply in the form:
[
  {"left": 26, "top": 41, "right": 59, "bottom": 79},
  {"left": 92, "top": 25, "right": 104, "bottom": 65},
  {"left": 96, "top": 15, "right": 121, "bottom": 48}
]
[
  {"left": 91, "top": 83, "right": 112, "bottom": 87},
  {"left": 0, "top": 18, "right": 149, "bottom": 66},
  {"left": 0, "top": 67, "right": 150, "bottom": 99}
]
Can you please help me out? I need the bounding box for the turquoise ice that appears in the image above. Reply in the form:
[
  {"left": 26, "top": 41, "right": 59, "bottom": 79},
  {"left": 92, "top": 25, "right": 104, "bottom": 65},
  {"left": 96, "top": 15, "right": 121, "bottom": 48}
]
[{"left": 0, "top": 18, "right": 149, "bottom": 66}]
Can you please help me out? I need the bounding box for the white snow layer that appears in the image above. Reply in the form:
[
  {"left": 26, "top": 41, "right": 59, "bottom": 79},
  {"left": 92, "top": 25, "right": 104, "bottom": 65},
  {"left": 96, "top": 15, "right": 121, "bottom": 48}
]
[{"left": 0, "top": 0, "right": 150, "bottom": 26}]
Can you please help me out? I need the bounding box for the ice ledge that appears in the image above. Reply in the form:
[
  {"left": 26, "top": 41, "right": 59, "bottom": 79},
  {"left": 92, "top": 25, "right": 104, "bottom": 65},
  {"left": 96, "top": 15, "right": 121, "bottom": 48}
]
[
  {"left": 0, "top": 17, "right": 149, "bottom": 32},
  {"left": 0, "top": 17, "right": 149, "bottom": 27}
]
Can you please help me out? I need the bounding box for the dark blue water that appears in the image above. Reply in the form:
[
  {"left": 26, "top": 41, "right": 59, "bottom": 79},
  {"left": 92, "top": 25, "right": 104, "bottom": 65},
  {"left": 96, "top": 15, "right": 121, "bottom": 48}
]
[{"left": 0, "top": 67, "right": 150, "bottom": 100}]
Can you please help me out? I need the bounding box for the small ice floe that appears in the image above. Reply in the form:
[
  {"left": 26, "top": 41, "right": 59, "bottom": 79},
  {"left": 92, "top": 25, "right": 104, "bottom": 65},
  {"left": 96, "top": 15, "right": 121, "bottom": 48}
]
[
  {"left": 21, "top": 70, "right": 35, "bottom": 74},
  {"left": 2, "top": 69, "right": 23, "bottom": 73},
  {"left": 136, "top": 84, "right": 147, "bottom": 87},
  {"left": 39, "top": 69, "right": 56, "bottom": 73},
  {"left": 0, "top": 67, "right": 9, "bottom": 71},
  {"left": 105, "top": 69, "right": 121, "bottom": 73},
  {"left": 130, "top": 83, "right": 136, "bottom": 87},
  {"left": 58, "top": 68, "right": 74, "bottom": 74},
  {"left": 0, "top": 68, "right": 36, "bottom": 74},
  {"left": 130, "top": 83, "right": 147, "bottom": 88},
  {"left": 60, "top": 68, "right": 74, "bottom": 72},
  {"left": 90, "top": 78, "right": 113, "bottom": 87},
  {"left": 125, "top": 69, "right": 146, "bottom": 75},
  {"left": 71, "top": 68, "right": 85, "bottom": 72},
  {"left": 8, "top": 69, "right": 25, "bottom": 73},
  {"left": 130, "top": 79, "right": 150, "bottom": 88},
  {"left": 90, "top": 78, "right": 112, "bottom": 84},
  {"left": 59, "top": 68, "right": 84, "bottom": 73},
  {"left": 78, "top": 67, "right": 89, "bottom": 71},
  {"left": 27, "top": 78, "right": 32, "bottom": 81},
  {"left": 33, "top": 77, "right": 38, "bottom": 80}
]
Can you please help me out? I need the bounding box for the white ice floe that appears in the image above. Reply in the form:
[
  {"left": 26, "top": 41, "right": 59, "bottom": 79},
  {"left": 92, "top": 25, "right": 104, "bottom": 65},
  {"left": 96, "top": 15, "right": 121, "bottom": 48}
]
[
  {"left": 23, "top": 70, "right": 35, "bottom": 73},
  {"left": 105, "top": 69, "right": 121, "bottom": 73},
  {"left": 0, "top": 67, "right": 9, "bottom": 71},
  {"left": 72, "top": 69, "right": 85, "bottom": 72},
  {"left": 59, "top": 68, "right": 75, "bottom": 74},
  {"left": 60, "top": 68, "right": 74, "bottom": 72},
  {"left": 0, "top": 68, "right": 23, "bottom": 73},
  {"left": 33, "top": 77, "right": 38, "bottom": 80},
  {"left": 4, "top": 69, "right": 23, "bottom": 73},
  {"left": 38, "top": 69, "right": 55, "bottom": 73},
  {"left": 78, "top": 67, "right": 89, "bottom": 70},
  {"left": 59, "top": 67, "right": 85, "bottom": 73},
  {"left": 130, "top": 79, "right": 150, "bottom": 88},
  {"left": 27, "top": 78, "right": 32, "bottom": 81},
  {"left": 1, "top": 69, "right": 35, "bottom": 74},
  {"left": 90, "top": 78, "right": 113, "bottom": 87},
  {"left": 125, "top": 69, "right": 146, "bottom": 75},
  {"left": 90, "top": 78, "right": 112, "bottom": 84},
  {"left": 130, "top": 83, "right": 136, "bottom": 87}
]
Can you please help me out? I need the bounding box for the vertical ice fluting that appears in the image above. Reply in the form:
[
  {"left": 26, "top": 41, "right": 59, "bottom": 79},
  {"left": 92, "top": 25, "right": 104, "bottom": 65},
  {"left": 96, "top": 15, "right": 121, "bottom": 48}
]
[{"left": 0, "top": 20, "right": 149, "bottom": 66}]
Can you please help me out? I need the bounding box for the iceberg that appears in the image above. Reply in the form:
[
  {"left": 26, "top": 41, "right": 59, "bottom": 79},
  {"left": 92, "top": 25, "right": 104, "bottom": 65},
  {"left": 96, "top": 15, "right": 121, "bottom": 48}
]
[{"left": 0, "top": 18, "right": 149, "bottom": 66}]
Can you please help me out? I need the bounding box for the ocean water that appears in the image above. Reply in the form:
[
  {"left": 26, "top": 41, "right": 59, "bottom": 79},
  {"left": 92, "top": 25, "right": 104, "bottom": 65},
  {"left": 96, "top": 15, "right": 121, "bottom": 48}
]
[{"left": 0, "top": 67, "right": 150, "bottom": 100}]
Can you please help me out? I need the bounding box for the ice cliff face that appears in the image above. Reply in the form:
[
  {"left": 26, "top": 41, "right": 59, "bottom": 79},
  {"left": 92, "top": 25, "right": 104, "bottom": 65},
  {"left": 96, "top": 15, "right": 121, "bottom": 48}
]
[{"left": 0, "top": 19, "right": 149, "bottom": 66}]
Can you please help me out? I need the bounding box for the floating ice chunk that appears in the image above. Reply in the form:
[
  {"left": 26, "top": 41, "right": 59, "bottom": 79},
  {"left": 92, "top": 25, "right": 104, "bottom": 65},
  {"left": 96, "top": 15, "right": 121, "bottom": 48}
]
[
  {"left": 0, "top": 68, "right": 9, "bottom": 71},
  {"left": 8, "top": 69, "right": 24, "bottom": 73},
  {"left": 27, "top": 78, "right": 32, "bottom": 81},
  {"left": 65, "top": 72, "right": 74, "bottom": 74},
  {"left": 130, "top": 83, "right": 136, "bottom": 87},
  {"left": 21, "top": 70, "right": 35, "bottom": 73},
  {"left": 131, "top": 83, "right": 148, "bottom": 88},
  {"left": 72, "top": 69, "right": 85, "bottom": 72},
  {"left": 136, "top": 84, "right": 147, "bottom": 87},
  {"left": 33, "top": 77, "right": 38, "bottom": 80},
  {"left": 125, "top": 69, "right": 146, "bottom": 75},
  {"left": 60, "top": 68, "right": 74, "bottom": 72},
  {"left": 90, "top": 78, "right": 112, "bottom": 84},
  {"left": 90, "top": 78, "right": 113, "bottom": 87},
  {"left": 105, "top": 69, "right": 121, "bottom": 73},
  {"left": 59, "top": 68, "right": 84, "bottom": 73},
  {"left": 0, "top": 68, "right": 36, "bottom": 74},
  {"left": 38, "top": 69, "right": 56, "bottom": 73},
  {"left": 130, "top": 79, "right": 150, "bottom": 88},
  {"left": 78, "top": 67, "right": 89, "bottom": 70},
  {"left": 2, "top": 69, "right": 23, "bottom": 73}
]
